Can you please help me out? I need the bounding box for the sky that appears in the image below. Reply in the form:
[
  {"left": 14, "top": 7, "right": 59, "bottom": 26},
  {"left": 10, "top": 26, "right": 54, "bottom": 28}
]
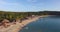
[{"left": 0, "top": 0, "right": 60, "bottom": 12}]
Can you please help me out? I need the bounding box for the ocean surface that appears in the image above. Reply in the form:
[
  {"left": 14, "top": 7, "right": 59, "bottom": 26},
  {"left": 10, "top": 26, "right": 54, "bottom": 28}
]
[{"left": 19, "top": 15, "right": 60, "bottom": 32}]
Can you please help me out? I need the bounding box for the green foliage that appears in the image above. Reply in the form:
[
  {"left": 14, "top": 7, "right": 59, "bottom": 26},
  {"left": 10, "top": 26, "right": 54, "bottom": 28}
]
[{"left": 0, "top": 11, "right": 41, "bottom": 22}]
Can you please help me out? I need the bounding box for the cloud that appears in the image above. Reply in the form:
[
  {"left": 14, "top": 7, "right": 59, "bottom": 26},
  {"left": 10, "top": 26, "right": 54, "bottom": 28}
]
[
  {"left": 26, "top": 0, "right": 44, "bottom": 5},
  {"left": 27, "top": 0, "right": 37, "bottom": 3},
  {"left": 0, "top": 0, "right": 6, "bottom": 4},
  {"left": 0, "top": 0, "right": 19, "bottom": 5}
]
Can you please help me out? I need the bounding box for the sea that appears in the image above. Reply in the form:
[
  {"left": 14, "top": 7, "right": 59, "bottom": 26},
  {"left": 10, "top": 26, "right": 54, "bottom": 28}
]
[{"left": 19, "top": 15, "right": 60, "bottom": 32}]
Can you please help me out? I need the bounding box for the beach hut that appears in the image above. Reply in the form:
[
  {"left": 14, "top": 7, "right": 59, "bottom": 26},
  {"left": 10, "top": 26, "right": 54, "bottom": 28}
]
[
  {"left": 2, "top": 19, "right": 9, "bottom": 23},
  {"left": 2, "top": 19, "right": 10, "bottom": 28},
  {"left": 0, "top": 23, "right": 2, "bottom": 26},
  {"left": 12, "top": 20, "right": 16, "bottom": 24}
]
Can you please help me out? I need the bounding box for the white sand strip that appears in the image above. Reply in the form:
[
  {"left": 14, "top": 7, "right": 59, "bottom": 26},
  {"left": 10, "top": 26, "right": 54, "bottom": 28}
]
[{"left": 0, "top": 16, "right": 42, "bottom": 32}]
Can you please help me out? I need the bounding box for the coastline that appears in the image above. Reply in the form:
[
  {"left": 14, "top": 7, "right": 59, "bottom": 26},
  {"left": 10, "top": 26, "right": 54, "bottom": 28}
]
[
  {"left": 14, "top": 16, "right": 41, "bottom": 32},
  {"left": 0, "top": 16, "right": 43, "bottom": 32}
]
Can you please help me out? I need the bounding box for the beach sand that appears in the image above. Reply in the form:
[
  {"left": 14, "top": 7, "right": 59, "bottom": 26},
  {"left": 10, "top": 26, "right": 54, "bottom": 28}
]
[{"left": 0, "top": 16, "right": 41, "bottom": 32}]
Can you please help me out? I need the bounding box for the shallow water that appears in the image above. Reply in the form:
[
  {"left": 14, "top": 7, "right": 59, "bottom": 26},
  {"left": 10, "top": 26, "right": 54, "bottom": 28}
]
[{"left": 19, "top": 16, "right": 60, "bottom": 32}]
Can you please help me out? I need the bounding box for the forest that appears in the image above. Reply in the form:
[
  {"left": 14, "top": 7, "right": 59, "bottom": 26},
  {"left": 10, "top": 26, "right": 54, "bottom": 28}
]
[{"left": 0, "top": 11, "right": 60, "bottom": 22}]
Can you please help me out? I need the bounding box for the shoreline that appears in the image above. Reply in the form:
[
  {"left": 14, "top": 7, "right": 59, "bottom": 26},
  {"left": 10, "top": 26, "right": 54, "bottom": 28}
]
[
  {"left": 15, "top": 16, "right": 41, "bottom": 32},
  {"left": 0, "top": 16, "right": 43, "bottom": 32},
  {"left": 14, "top": 16, "right": 43, "bottom": 32},
  {"left": 19, "top": 16, "right": 42, "bottom": 31}
]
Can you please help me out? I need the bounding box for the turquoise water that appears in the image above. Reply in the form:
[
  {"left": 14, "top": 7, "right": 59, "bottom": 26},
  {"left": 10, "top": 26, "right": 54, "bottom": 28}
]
[{"left": 19, "top": 16, "right": 60, "bottom": 32}]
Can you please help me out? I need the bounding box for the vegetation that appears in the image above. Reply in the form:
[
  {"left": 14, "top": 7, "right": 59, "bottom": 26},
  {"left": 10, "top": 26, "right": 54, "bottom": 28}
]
[
  {"left": 0, "top": 11, "right": 59, "bottom": 22},
  {"left": 0, "top": 12, "right": 40, "bottom": 22}
]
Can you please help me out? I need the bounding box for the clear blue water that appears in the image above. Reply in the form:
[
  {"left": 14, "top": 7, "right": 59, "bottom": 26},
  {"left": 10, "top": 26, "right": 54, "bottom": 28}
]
[{"left": 19, "top": 16, "right": 60, "bottom": 32}]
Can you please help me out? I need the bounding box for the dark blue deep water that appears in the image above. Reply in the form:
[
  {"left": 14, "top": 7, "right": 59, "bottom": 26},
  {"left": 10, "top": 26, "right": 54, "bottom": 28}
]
[{"left": 19, "top": 16, "right": 60, "bottom": 32}]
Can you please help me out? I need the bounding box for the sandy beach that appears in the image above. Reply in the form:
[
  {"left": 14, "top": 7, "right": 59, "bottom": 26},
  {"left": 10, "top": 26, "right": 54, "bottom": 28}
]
[{"left": 0, "top": 16, "right": 42, "bottom": 32}]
